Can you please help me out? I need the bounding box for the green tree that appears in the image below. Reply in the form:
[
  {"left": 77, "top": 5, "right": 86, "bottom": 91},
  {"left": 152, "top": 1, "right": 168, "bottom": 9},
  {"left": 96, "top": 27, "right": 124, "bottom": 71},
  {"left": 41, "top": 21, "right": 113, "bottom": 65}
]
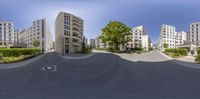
[
  {"left": 32, "top": 40, "right": 40, "bottom": 47},
  {"left": 163, "top": 43, "right": 168, "bottom": 49},
  {"left": 100, "top": 21, "right": 132, "bottom": 50}
]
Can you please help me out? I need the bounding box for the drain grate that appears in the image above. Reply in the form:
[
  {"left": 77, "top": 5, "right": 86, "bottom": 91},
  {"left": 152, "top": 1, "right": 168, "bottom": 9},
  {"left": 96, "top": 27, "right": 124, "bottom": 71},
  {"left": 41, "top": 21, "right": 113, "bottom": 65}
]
[{"left": 42, "top": 65, "right": 57, "bottom": 72}]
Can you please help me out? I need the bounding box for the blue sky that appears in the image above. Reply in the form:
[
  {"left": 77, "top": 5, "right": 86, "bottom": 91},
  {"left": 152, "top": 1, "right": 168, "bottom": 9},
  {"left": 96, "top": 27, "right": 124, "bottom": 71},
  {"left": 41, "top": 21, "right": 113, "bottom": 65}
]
[{"left": 0, "top": 0, "right": 200, "bottom": 43}]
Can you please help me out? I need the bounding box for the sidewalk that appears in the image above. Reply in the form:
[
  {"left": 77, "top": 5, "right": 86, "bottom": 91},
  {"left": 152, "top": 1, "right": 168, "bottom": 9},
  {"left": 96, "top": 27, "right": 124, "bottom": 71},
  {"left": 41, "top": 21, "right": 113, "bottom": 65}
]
[
  {"left": 158, "top": 50, "right": 195, "bottom": 63},
  {"left": 61, "top": 52, "right": 96, "bottom": 60},
  {"left": 176, "top": 56, "right": 195, "bottom": 63},
  {"left": 157, "top": 50, "right": 200, "bottom": 69},
  {"left": 157, "top": 51, "right": 174, "bottom": 60},
  {"left": 0, "top": 54, "right": 44, "bottom": 69}
]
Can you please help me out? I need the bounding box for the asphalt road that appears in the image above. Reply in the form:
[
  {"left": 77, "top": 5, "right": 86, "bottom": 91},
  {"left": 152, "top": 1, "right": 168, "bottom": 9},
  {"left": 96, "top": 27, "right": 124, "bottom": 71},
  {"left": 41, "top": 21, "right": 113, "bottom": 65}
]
[{"left": 0, "top": 51, "right": 200, "bottom": 99}]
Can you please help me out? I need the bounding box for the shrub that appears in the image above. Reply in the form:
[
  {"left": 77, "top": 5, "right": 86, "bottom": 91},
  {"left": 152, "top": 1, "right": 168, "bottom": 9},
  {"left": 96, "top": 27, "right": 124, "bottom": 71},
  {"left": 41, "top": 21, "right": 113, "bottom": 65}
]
[
  {"left": 165, "top": 48, "right": 188, "bottom": 56},
  {"left": 106, "top": 47, "right": 115, "bottom": 52},
  {"left": 2, "top": 55, "right": 24, "bottom": 63},
  {"left": 81, "top": 47, "right": 92, "bottom": 54},
  {"left": 0, "top": 48, "right": 41, "bottom": 57},
  {"left": 195, "top": 55, "right": 200, "bottom": 62},
  {"left": 195, "top": 49, "right": 200, "bottom": 63},
  {"left": 197, "top": 48, "right": 200, "bottom": 55},
  {"left": 130, "top": 47, "right": 144, "bottom": 53},
  {"left": 95, "top": 48, "right": 107, "bottom": 50},
  {"left": 105, "top": 47, "right": 123, "bottom": 53}
]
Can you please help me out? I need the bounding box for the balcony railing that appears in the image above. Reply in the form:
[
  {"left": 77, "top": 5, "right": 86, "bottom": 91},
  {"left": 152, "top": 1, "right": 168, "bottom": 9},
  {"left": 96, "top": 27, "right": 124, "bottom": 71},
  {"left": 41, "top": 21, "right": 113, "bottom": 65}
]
[
  {"left": 72, "top": 29, "right": 82, "bottom": 35},
  {"left": 72, "top": 18, "right": 82, "bottom": 24}
]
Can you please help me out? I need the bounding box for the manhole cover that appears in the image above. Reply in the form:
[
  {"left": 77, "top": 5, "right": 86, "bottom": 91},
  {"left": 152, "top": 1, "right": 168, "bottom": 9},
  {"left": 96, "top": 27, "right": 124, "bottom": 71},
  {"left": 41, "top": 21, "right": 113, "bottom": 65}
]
[{"left": 42, "top": 65, "right": 57, "bottom": 72}]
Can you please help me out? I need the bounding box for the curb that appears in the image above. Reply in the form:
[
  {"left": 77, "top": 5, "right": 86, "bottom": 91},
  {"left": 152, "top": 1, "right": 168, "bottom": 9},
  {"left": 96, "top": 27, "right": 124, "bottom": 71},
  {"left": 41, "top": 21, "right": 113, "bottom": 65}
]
[
  {"left": 61, "top": 53, "right": 96, "bottom": 60},
  {"left": 0, "top": 54, "right": 44, "bottom": 69}
]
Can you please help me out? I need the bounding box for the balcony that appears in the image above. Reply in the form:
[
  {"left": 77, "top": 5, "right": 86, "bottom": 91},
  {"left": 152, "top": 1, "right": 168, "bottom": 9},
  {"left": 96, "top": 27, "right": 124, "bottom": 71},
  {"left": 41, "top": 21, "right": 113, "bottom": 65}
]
[
  {"left": 72, "top": 28, "right": 82, "bottom": 34},
  {"left": 72, "top": 20, "right": 81, "bottom": 25},
  {"left": 73, "top": 25, "right": 81, "bottom": 30},
  {"left": 72, "top": 22, "right": 82, "bottom": 28},
  {"left": 72, "top": 35, "right": 82, "bottom": 41},
  {"left": 72, "top": 18, "right": 82, "bottom": 24},
  {"left": 72, "top": 39, "right": 81, "bottom": 46},
  {"left": 72, "top": 29, "right": 81, "bottom": 35}
]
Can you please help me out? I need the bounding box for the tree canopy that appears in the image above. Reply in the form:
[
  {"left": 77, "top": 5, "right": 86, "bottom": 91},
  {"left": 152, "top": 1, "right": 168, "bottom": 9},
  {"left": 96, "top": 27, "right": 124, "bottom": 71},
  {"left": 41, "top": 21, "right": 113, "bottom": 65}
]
[
  {"left": 163, "top": 43, "right": 168, "bottom": 49},
  {"left": 32, "top": 39, "right": 40, "bottom": 47},
  {"left": 100, "top": 21, "right": 132, "bottom": 50}
]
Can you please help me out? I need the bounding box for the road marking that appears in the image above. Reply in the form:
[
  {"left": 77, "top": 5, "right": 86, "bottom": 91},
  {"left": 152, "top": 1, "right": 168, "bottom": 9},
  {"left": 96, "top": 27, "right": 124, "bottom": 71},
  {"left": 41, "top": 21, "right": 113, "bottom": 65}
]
[{"left": 42, "top": 65, "right": 57, "bottom": 72}]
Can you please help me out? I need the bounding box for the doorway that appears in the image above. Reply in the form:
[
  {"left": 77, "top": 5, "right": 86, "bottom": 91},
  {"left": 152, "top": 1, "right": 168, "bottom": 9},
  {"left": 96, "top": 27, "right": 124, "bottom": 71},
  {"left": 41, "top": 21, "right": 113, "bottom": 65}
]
[{"left": 65, "top": 45, "right": 69, "bottom": 53}]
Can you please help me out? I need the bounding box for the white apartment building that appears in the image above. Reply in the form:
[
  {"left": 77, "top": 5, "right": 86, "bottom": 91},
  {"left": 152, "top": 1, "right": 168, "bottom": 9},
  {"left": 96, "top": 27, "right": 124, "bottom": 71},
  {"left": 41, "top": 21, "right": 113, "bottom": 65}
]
[
  {"left": 89, "top": 39, "right": 96, "bottom": 48},
  {"left": 175, "top": 31, "right": 187, "bottom": 47},
  {"left": 189, "top": 22, "right": 200, "bottom": 45},
  {"left": 83, "top": 36, "right": 88, "bottom": 47},
  {"left": 0, "top": 22, "right": 15, "bottom": 48},
  {"left": 19, "top": 19, "right": 53, "bottom": 52},
  {"left": 157, "top": 24, "right": 187, "bottom": 51},
  {"left": 158, "top": 24, "right": 176, "bottom": 51},
  {"left": 95, "top": 37, "right": 107, "bottom": 49},
  {"left": 178, "top": 22, "right": 200, "bottom": 54},
  {"left": 127, "top": 26, "right": 151, "bottom": 51},
  {"left": 141, "top": 35, "right": 151, "bottom": 51},
  {"left": 14, "top": 30, "right": 19, "bottom": 43},
  {"left": 55, "top": 12, "right": 84, "bottom": 54}
]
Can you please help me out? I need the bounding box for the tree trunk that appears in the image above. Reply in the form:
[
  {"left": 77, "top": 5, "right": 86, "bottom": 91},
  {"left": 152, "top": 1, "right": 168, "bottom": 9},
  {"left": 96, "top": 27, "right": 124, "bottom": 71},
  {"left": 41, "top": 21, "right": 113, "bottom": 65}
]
[{"left": 115, "top": 44, "right": 119, "bottom": 50}]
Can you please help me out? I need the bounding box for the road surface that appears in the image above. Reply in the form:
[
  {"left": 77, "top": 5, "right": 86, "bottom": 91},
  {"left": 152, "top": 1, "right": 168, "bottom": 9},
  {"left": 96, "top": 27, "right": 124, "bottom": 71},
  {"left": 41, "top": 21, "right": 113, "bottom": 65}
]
[{"left": 0, "top": 51, "right": 200, "bottom": 99}]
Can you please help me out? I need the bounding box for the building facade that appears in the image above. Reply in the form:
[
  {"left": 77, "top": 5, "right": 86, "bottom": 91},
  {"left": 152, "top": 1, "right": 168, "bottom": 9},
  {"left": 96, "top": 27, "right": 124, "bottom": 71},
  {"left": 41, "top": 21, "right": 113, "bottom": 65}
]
[
  {"left": 175, "top": 31, "right": 187, "bottom": 47},
  {"left": 89, "top": 39, "right": 96, "bottom": 48},
  {"left": 19, "top": 19, "right": 53, "bottom": 52},
  {"left": 0, "top": 22, "right": 15, "bottom": 48},
  {"left": 95, "top": 36, "right": 107, "bottom": 49},
  {"left": 127, "top": 26, "right": 151, "bottom": 51},
  {"left": 55, "top": 12, "right": 84, "bottom": 54},
  {"left": 83, "top": 36, "right": 88, "bottom": 47},
  {"left": 141, "top": 35, "right": 151, "bottom": 51},
  {"left": 188, "top": 22, "right": 200, "bottom": 45},
  {"left": 14, "top": 30, "right": 19, "bottom": 43},
  {"left": 157, "top": 24, "right": 187, "bottom": 51}
]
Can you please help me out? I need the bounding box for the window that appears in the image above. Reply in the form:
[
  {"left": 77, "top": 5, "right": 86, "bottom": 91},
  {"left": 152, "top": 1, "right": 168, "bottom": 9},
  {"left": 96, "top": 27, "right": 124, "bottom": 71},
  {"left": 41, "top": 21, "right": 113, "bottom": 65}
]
[
  {"left": 64, "top": 21, "right": 67, "bottom": 24},
  {"left": 64, "top": 25, "right": 67, "bottom": 29},
  {"left": 64, "top": 30, "right": 67, "bottom": 35}
]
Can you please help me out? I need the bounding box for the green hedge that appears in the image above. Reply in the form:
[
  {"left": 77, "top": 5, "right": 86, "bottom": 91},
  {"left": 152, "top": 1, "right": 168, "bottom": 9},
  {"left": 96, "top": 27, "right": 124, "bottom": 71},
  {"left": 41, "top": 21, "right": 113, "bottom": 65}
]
[
  {"left": 80, "top": 47, "right": 92, "bottom": 54},
  {"left": 130, "top": 47, "right": 144, "bottom": 53},
  {"left": 0, "top": 48, "right": 41, "bottom": 57},
  {"left": 195, "top": 49, "right": 200, "bottom": 63},
  {"left": 197, "top": 48, "right": 200, "bottom": 55},
  {"left": 165, "top": 48, "right": 188, "bottom": 56},
  {"left": 106, "top": 47, "right": 124, "bottom": 53}
]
